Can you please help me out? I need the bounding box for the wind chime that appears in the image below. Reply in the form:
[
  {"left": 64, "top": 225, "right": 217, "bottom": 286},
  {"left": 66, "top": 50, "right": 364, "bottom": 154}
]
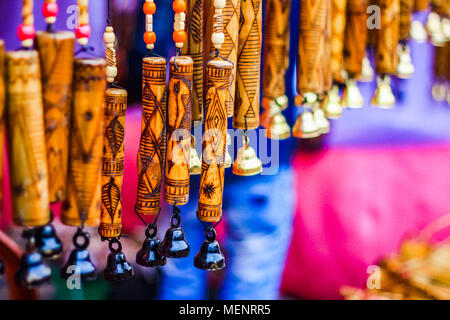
[
  {"left": 61, "top": 0, "right": 106, "bottom": 281},
  {"left": 99, "top": 0, "right": 133, "bottom": 281},
  {"left": 292, "top": 0, "right": 330, "bottom": 139},
  {"left": 159, "top": 0, "right": 192, "bottom": 258},
  {"left": 341, "top": 0, "right": 368, "bottom": 109},
  {"left": 397, "top": 0, "right": 415, "bottom": 78},
  {"left": 261, "top": 0, "right": 292, "bottom": 140},
  {"left": 232, "top": 0, "right": 263, "bottom": 174},
  {"left": 135, "top": 0, "right": 168, "bottom": 267},
  {"left": 410, "top": 0, "right": 429, "bottom": 42},
  {"left": 193, "top": 0, "right": 232, "bottom": 271},
  {"left": 33, "top": 0, "right": 72, "bottom": 260},
  {"left": 6, "top": 0, "right": 52, "bottom": 287},
  {"left": 372, "top": 0, "right": 400, "bottom": 108}
]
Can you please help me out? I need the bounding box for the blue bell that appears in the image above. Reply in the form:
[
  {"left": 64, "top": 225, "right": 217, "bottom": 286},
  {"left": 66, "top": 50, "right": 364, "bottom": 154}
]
[
  {"left": 15, "top": 251, "right": 52, "bottom": 288},
  {"left": 35, "top": 224, "right": 63, "bottom": 259}
]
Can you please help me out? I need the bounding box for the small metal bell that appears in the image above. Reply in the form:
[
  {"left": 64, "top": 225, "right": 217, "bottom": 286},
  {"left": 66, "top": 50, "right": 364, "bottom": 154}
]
[
  {"left": 275, "top": 95, "right": 289, "bottom": 111},
  {"left": 292, "top": 111, "right": 320, "bottom": 139},
  {"left": 189, "top": 134, "right": 201, "bottom": 175},
  {"left": 224, "top": 132, "right": 232, "bottom": 169},
  {"left": 103, "top": 240, "right": 133, "bottom": 281},
  {"left": 194, "top": 227, "right": 225, "bottom": 271},
  {"left": 359, "top": 54, "right": 375, "bottom": 83},
  {"left": 432, "top": 82, "right": 447, "bottom": 102},
  {"left": 15, "top": 251, "right": 52, "bottom": 288},
  {"left": 232, "top": 135, "right": 262, "bottom": 176},
  {"left": 397, "top": 44, "right": 414, "bottom": 79},
  {"left": 61, "top": 230, "right": 97, "bottom": 281},
  {"left": 35, "top": 224, "right": 63, "bottom": 259},
  {"left": 324, "top": 85, "right": 343, "bottom": 119},
  {"left": 410, "top": 20, "right": 427, "bottom": 43},
  {"left": 313, "top": 106, "right": 330, "bottom": 135},
  {"left": 342, "top": 78, "right": 364, "bottom": 108},
  {"left": 427, "top": 12, "right": 445, "bottom": 46},
  {"left": 159, "top": 211, "right": 190, "bottom": 258},
  {"left": 265, "top": 99, "right": 291, "bottom": 140},
  {"left": 371, "top": 75, "right": 395, "bottom": 108},
  {"left": 136, "top": 225, "right": 167, "bottom": 267}
]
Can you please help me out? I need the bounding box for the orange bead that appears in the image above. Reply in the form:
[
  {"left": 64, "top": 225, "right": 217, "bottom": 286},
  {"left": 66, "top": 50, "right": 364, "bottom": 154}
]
[
  {"left": 173, "top": 0, "right": 186, "bottom": 13},
  {"left": 173, "top": 30, "right": 186, "bottom": 43},
  {"left": 143, "top": 2, "right": 156, "bottom": 15},
  {"left": 144, "top": 31, "right": 156, "bottom": 44}
]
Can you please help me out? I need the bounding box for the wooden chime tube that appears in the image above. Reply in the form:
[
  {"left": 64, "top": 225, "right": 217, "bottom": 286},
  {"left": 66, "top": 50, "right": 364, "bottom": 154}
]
[
  {"left": 343, "top": 0, "right": 368, "bottom": 77},
  {"left": 197, "top": 60, "right": 232, "bottom": 222},
  {"left": 375, "top": 0, "right": 400, "bottom": 75},
  {"left": 433, "top": 42, "right": 448, "bottom": 83},
  {"left": 62, "top": 58, "right": 106, "bottom": 227},
  {"left": 233, "top": 0, "right": 262, "bottom": 130},
  {"left": 414, "top": 0, "right": 429, "bottom": 10},
  {"left": 35, "top": 31, "right": 75, "bottom": 203},
  {"left": 184, "top": 0, "right": 204, "bottom": 122},
  {"left": 297, "top": 0, "right": 328, "bottom": 95},
  {"left": 205, "top": 0, "right": 240, "bottom": 117},
  {"left": 99, "top": 88, "right": 127, "bottom": 238},
  {"left": 164, "top": 56, "right": 193, "bottom": 206},
  {"left": 399, "top": 0, "right": 414, "bottom": 41},
  {"left": 323, "top": 0, "right": 333, "bottom": 93},
  {"left": 0, "top": 41, "right": 5, "bottom": 210},
  {"left": 330, "top": 0, "right": 347, "bottom": 82},
  {"left": 262, "top": 0, "right": 291, "bottom": 101},
  {"left": 136, "top": 56, "right": 167, "bottom": 215},
  {"left": 6, "top": 50, "right": 50, "bottom": 227}
]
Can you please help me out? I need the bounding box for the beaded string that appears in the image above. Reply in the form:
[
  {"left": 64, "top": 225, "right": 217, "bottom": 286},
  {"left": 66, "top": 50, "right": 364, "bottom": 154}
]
[
  {"left": 18, "top": 0, "right": 35, "bottom": 48},
  {"left": 143, "top": 0, "right": 157, "bottom": 51},
  {"left": 104, "top": 3, "right": 117, "bottom": 85},
  {"left": 75, "top": 0, "right": 91, "bottom": 46},
  {"left": 172, "top": 0, "right": 187, "bottom": 66},
  {"left": 43, "top": 0, "right": 58, "bottom": 32}
]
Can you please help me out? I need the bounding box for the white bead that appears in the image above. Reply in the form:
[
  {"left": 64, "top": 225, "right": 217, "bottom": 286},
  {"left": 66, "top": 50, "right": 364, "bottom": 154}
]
[
  {"left": 214, "top": 0, "right": 226, "bottom": 9},
  {"left": 212, "top": 32, "right": 224, "bottom": 45},
  {"left": 45, "top": 17, "right": 56, "bottom": 24},
  {"left": 146, "top": 23, "right": 153, "bottom": 32},
  {"left": 146, "top": 15, "right": 153, "bottom": 24},
  {"left": 78, "top": 38, "right": 88, "bottom": 46},
  {"left": 174, "top": 21, "right": 185, "bottom": 31},
  {"left": 175, "top": 12, "right": 185, "bottom": 22},
  {"left": 146, "top": 43, "right": 155, "bottom": 50},
  {"left": 175, "top": 42, "right": 184, "bottom": 48}
]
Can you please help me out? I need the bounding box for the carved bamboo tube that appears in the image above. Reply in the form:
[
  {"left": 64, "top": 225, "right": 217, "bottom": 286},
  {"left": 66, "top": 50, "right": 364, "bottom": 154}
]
[
  {"left": 262, "top": 0, "right": 291, "bottom": 100},
  {"left": 35, "top": 31, "right": 75, "bottom": 203},
  {"left": 323, "top": 0, "right": 333, "bottom": 92},
  {"left": 185, "top": 0, "right": 203, "bottom": 123},
  {"left": 197, "top": 60, "right": 232, "bottom": 223},
  {"left": 375, "top": 0, "right": 400, "bottom": 75},
  {"left": 136, "top": 56, "right": 167, "bottom": 216},
  {"left": 6, "top": 50, "right": 50, "bottom": 227},
  {"left": 234, "top": 0, "right": 262, "bottom": 129},
  {"left": 62, "top": 58, "right": 106, "bottom": 227},
  {"left": 399, "top": 0, "right": 414, "bottom": 40},
  {"left": 330, "top": 0, "right": 347, "bottom": 82},
  {"left": 164, "top": 56, "right": 193, "bottom": 206},
  {"left": 99, "top": 88, "right": 127, "bottom": 238},
  {"left": 433, "top": 41, "right": 448, "bottom": 82},
  {"left": 205, "top": 0, "right": 240, "bottom": 117},
  {"left": 0, "top": 41, "right": 5, "bottom": 210},
  {"left": 297, "top": 0, "right": 328, "bottom": 95},
  {"left": 344, "top": 0, "right": 368, "bottom": 77}
]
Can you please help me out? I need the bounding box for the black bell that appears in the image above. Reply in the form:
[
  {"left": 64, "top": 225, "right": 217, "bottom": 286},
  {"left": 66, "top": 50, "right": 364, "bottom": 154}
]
[
  {"left": 159, "top": 227, "right": 190, "bottom": 258},
  {"left": 35, "top": 224, "right": 63, "bottom": 259},
  {"left": 194, "top": 227, "right": 225, "bottom": 271},
  {"left": 0, "top": 259, "right": 4, "bottom": 275},
  {"left": 136, "top": 232, "right": 167, "bottom": 267},
  {"left": 15, "top": 251, "right": 52, "bottom": 288},
  {"left": 104, "top": 251, "right": 134, "bottom": 281},
  {"left": 60, "top": 248, "right": 97, "bottom": 281}
]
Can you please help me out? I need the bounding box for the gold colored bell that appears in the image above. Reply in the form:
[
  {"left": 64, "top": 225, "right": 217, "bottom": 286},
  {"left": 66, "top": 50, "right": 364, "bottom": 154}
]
[
  {"left": 397, "top": 44, "right": 415, "bottom": 79},
  {"left": 427, "top": 12, "right": 445, "bottom": 46},
  {"left": 189, "top": 134, "right": 201, "bottom": 175},
  {"left": 432, "top": 82, "right": 447, "bottom": 102},
  {"left": 224, "top": 132, "right": 232, "bottom": 168},
  {"left": 342, "top": 79, "right": 364, "bottom": 109},
  {"left": 313, "top": 105, "right": 330, "bottom": 135},
  {"left": 410, "top": 20, "right": 427, "bottom": 43},
  {"left": 232, "top": 135, "right": 262, "bottom": 176},
  {"left": 359, "top": 54, "right": 375, "bottom": 83},
  {"left": 264, "top": 98, "right": 291, "bottom": 140},
  {"left": 371, "top": 75, "right": 396, "bottom": 108},
  {"left": 292, "top": 110, "right": 321, "bottom": 139},
  {"left": 324, "top": 85, "right": 343, "bottom": 119}
]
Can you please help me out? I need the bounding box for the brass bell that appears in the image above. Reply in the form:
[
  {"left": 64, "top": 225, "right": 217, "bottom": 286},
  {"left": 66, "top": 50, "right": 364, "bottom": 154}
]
[
  {"left": 158, "top": 213, "right": 190, "bottom": 258},
  {"left": 313, "top": 105, "right": 330, "bottom": 135},
  {"left": 371, "top": 75, "right": 395, "bottom": 108},
  {"left": 397, "top": 44, "right": 414, "bottom": 79},
  {"left": 194, "top": 227, "right": 225, "bottom": 271},
  {"left": 232, "top": 135, "right": 262, "bottom": 176},
  {"left": 35, "top": 224, "right": 63, "bottom": 259},
  {"left": 324, "top": 85, "right": 343, "bottom": 119},
  {"left": 103, "top": 240, "right": 133, "bottom": 281},
  {"left": 342, "top": 78, "right": 364, "bottom": 108},
  {"left": 224, "top": 132, "right": 232, "bottom": 169},
  {"left": 265, "top": 99, "right": 291, "bottom": 140},
  {"left": 16, "top": 251, "right": 52, "bottom": 288},
  {"left": 189, "top": 134, "right": 201, "bottom": 175},
  {"left": 410, "top": 20, "right": 427, "bottom": 43},
  {"left": 359, "top": 54, "right": 375, "bottom": 83},
  {"left": 292, "top": 111, "right": 320, "bottom": 139},
  {"left": 61, "top": 230, "right": 96, "bottom": 281},
  {"left": 136, "top": 225, "right": 167, "bottom": 267}
]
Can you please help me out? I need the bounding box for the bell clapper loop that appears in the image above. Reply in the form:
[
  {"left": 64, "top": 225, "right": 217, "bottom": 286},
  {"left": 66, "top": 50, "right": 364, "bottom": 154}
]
[{"left": 73, "top": 228, "right": 90, "bottom": 250}]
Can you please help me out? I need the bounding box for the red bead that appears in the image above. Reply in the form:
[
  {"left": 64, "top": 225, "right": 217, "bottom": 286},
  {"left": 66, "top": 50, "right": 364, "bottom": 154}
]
[
  {"left": 75, "top": 24, "right": 91, "bottom": 39},
  {"left": 144, "top": 31, "right": 156, "bottom": 44},
  {"left": 43, "top": 2, "right": 58, "bottom": 18},
  {"left": 173, "top": 0, "right": 186, "bottom": 13},
  {"left": 143, "top": 2, "right": 156, "bottom": 15},
  {"left": 17, "top": 24, "right": 36, "bottom": 41}
]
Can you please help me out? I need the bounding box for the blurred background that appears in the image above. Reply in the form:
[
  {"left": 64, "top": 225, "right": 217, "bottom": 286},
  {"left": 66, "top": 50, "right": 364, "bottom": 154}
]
[{"left": 0, "top": 0, "right": 450, "bottom": 300}]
